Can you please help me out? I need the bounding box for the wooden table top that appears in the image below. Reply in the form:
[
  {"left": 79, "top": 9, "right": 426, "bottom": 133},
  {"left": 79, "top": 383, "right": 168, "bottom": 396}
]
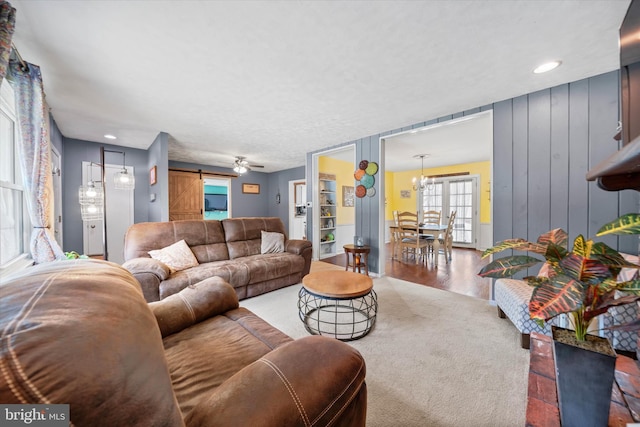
[
  {"left": 302, "top": 270, "right": 373, "bottom": 298},
  {"left": 343, "top": 244, "right": 370, "bottom": 253}
]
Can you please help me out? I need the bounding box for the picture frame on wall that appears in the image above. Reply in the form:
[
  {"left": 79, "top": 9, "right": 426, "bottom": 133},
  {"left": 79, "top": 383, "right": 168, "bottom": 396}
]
[
  {"left": 242, "top": 183, "right": 260, "bottom": 194},
  {"left": 400, "top": 190, "right": 411, "bottom": 199},
  {"left": 342, "top": 185, "right": 355, "bottom": 207},
  {"left": 150, "top": 165, "right": 157, "bottom": 186}
]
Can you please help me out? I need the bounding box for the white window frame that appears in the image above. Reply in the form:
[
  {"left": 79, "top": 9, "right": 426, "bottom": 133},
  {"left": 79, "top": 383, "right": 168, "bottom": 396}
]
[{"left": 0, "top": 80, "right": 32, "bottom": 275}]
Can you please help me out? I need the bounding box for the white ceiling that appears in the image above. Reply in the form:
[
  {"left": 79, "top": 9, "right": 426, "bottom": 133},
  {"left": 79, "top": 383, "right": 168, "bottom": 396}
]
[{"left": 10, "top": 0, "right": 631, "bottom": 173}]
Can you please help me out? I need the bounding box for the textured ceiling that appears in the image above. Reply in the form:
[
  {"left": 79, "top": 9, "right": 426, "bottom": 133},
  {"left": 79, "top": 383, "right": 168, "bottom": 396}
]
[{"left": 10, "top": 0, "right": 631, "bottom": 173}]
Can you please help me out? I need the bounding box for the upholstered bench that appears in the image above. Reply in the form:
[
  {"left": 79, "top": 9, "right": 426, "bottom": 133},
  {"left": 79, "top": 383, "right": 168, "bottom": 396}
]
[{"left": 494, "top": 278, "right": 551, "bottom": 349}]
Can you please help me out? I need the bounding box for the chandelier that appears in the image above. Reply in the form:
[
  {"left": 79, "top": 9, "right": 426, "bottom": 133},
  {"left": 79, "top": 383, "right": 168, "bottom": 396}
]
[{"left": 412, "top": 154, "right": 434, "bottom": 192}]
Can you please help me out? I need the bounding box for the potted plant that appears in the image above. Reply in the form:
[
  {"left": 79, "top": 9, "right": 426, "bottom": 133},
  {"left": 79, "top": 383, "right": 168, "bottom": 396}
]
[{"left": 478, "top": 213, "right": 640, "bottom": 427}]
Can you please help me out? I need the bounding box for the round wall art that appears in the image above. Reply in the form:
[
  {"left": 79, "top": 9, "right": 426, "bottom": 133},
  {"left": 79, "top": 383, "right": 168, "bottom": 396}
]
[{"left": 354, "top": 160, "right": 379, "bottom": 198}]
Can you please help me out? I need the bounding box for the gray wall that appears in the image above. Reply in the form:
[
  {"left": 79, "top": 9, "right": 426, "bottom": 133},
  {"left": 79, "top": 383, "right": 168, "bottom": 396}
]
[
  {"left": 308, "top": 70, "right": 638, "bottom": 274},
  {"left": 148, "top": 132, "right": 169, "bottom": 222},
  {"left": 267, "top": 165, "right": 306, "bottom": 233},
  {"left": 49, "top": 115, "right": 63, "bottom": 154},
  {"left": 61, "top": 138, "right": 150, "bottom": 253},
  {"left": 168, "top": 161, "right": 270, "bottom": 218},
  {"left": 493, "top": 71, "right": 638, "bottom": 261}
]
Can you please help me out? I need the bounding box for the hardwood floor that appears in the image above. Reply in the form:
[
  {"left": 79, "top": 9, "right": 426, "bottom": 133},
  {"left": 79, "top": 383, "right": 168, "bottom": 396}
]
[{"left": 321, "top": 244, "right": 492, "bottom": 300}]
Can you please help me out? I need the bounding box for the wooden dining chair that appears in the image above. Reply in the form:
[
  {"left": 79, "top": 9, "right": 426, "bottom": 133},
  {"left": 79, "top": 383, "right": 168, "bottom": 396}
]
[
  {"left": 422, "top": 210, "right": 456, "bottom": 263},
  {"left": 420, "top": 210, "right": 441, "bottom": 241},
  {"left": 422, "top": 210, "right": 441, "bottom": 226},
  {"left": 396, "top": 211, "right": 429, "bottom": 264}
]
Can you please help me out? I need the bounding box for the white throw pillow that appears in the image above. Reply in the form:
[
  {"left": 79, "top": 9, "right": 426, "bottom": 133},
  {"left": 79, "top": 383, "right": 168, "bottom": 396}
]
[
  {"left": 148, "top": 239, "right": 199, "bottom": 273},
  {"left": 261, "top": 231, "right": 285, "bottom": 254}
]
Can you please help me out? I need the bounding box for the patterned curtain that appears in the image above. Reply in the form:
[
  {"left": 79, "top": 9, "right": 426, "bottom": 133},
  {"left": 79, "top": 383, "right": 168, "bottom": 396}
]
[
  {"left": 0, "top": 1, "right": 15, "bottom": 85},
  {"left": 8, "top": 60, "right": 65, "bottom": 263}
]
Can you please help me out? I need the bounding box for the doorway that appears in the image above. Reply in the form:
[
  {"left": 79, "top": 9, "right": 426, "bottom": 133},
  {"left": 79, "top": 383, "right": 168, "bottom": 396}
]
[
  {"left": 51, "top": 145, "right": 62, "bottom": 248},
  {"left": 421, "top": 175, "right": 480, "bottom": 248},
  {"left": 380, "top": 110, "right": 493, "bottom": 274},
  {"left": 311, "top": 145, "right": 356, "bottom": 261},
  {"left": 289, "top": 180, "right": 306, "bottom": 240},
  {"left": 82, "top": 161, "right": 134, "bottom": 264}
]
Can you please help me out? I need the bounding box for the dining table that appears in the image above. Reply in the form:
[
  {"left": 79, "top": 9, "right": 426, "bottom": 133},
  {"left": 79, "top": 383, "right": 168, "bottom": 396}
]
[{"left": 389, "top": 224, "right": 449, "bottom": 267}]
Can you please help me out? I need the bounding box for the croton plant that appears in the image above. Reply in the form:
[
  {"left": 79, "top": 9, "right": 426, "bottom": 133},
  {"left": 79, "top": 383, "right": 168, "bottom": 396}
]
[{"left": 478, "top": 213, "right": 640, "bottom": 341}]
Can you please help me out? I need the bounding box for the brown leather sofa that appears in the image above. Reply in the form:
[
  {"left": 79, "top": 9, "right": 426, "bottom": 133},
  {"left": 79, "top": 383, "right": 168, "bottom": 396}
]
[
  {"left": 123, "top": 217, "right": 312, "bottom": 302},
  {"left": 0, "top": 259, "right": 367, "bottom": 426}
]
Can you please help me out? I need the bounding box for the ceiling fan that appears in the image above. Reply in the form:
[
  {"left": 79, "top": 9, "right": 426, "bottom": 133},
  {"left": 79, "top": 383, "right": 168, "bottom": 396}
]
[{"left": 232, "top": 156, "right": 264, "bottom": 174}]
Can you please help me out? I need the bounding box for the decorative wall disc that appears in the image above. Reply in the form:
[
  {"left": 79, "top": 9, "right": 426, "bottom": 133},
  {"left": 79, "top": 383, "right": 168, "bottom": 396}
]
[
  {"left": 354, "top": 169, "right": 365, "bottom": 180},
  {"left": 356, "top": 185, "right": 366, "bottom": 198},
  {"left": 359, "top": 160, "right": 369, "bottom": 170},
  {"left": 365, "top": 162, "right": 378, "bottom": 176},
  {"left": 366, "top": 187, "right": 376, "bottom": 197},
  {"left": 360, "top": 173, "right": 375, "bottom": 189}
]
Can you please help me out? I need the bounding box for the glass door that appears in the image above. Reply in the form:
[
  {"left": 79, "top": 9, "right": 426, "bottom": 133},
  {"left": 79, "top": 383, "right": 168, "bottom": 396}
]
[{"left": 421, "top": 176, "right": 478, "bottom": 248}]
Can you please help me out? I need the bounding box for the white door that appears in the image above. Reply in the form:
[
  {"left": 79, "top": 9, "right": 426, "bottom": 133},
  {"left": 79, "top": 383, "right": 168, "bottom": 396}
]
[
  {"left": 289, "top": 180, "right": 306, "bottom": 240},
  {"left": 50, "top": 146, "right": 63, "bottom": 248},
  {"left": 421, "top": 176, "right": 479, "bottom": 249},
  {"left": 82, "top": 162, "right": 134, "bottom": 263}
]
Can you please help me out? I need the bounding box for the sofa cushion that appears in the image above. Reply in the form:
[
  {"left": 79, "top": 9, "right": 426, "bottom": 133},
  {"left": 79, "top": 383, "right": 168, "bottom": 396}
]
[
  {"left": 163, "top": 307, "right": 292, "bottom": 419},
  {"left": 261, "top": 230, "right": 285, "bottom": 254},
  {"left": 0, "top": 260, "right": 185, "bottom": 427},
  {"left": 149, "top": 239, "right": 199, "bottom": 273},
  {"left": 124, "top": 220, "right": 230, "bottom": 263},
  {"left": 149, "top": 277, "right": 240, "bottom": 337},
  {"left": 159, "top": 252, "right": 305, "bottom": 300},
  {"left": 223, "top": 217, "right": 287, "bottom": 259}
]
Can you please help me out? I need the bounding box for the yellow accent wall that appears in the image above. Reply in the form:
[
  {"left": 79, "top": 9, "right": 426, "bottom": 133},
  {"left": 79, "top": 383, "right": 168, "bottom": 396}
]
[
  {"left": 386, "top": 161, "right": 491, "bottom": 223},
  {"left": 319, "top": 156, "right": 355, "bottom": 225}
]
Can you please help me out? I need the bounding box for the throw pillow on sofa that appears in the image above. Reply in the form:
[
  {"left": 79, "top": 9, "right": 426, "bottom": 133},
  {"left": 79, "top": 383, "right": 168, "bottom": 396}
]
[
  {"left": 261, "top": 231, "right": 285, "bottom": 254},
  {"left": 149, "top": 239, "right": 199, "bottom": 273}
]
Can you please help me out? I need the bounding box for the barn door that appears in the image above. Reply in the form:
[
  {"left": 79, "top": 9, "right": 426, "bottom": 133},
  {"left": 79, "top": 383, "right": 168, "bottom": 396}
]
[{"left": 169, "top": 170, "right": 203, "bottom": 220}]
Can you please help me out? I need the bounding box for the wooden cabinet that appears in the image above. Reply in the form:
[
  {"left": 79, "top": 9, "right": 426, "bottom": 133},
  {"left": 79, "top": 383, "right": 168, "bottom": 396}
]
[{"left": 319, "top": 176, "right": 337, "bottom": 259}]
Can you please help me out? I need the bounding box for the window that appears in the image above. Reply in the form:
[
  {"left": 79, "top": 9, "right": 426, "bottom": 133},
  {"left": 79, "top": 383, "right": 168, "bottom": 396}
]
[{"left": 0, "top": 80, "right": 30, "bottom": 271}]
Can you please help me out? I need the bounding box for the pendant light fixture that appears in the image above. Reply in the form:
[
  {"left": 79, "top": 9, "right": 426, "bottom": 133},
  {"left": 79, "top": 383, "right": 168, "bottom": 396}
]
[
  {"left": 412, "top": 154, "right": 434, "bottom": 192},
  {"left": 113, "top": 151, "right": 135, "bottom": 190}
]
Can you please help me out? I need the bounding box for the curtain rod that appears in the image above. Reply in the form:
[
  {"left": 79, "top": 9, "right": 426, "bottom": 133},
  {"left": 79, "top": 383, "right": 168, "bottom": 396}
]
[{"left": 11, "top": 43, "right": 28, "bottom": 71}]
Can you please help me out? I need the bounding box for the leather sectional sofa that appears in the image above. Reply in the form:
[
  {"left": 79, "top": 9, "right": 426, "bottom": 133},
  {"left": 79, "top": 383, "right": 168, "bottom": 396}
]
[
  {"left": 0, "top": 259, "right": 367, "bottom": 426},
  {"left": 123, "top": 217, "right": 312, "bottom": 302}
]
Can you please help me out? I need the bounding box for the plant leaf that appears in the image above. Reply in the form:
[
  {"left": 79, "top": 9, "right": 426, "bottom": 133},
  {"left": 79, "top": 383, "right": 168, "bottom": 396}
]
[
  {"left": 481, "top": 239, "right": 531, "bottom": 258},
  {"left": 478, "top": 256, "right": 542, "bottom": 278},
  {"left": 537, "top": 228, "right": 568, "bottom": 249},
  {"left": 596, "top": 213, "right": 640, "bottom": 236},
  {"left": 544, "top": 242, "right": 567, "bottom": 264},
  {"left": 529, "top": 274, "right": 586, "bottom": 321},
  {"left": 571, "top": 235, "right": 590, "bottom": 257},
  {"left": 559, "top": 253, "right": 612, "bottom": 284},
  {"left": 616, "top": 279, "right": 640, "bottom": 293}
]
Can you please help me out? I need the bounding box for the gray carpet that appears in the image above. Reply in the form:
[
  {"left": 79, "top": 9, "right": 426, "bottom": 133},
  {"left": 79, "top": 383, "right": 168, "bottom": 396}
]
[{"left": 241, "top": 276, "right": 529, "bottom": 427}]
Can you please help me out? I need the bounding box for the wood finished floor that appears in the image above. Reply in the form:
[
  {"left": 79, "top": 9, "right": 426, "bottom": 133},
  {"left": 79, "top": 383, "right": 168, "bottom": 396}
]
[{"left": 321, "top": 244, "right": 492, "bottom": 300}]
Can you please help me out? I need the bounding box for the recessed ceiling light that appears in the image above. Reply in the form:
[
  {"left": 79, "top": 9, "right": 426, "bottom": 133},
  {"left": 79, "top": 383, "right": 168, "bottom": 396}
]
[
  {"left": 533, "top": 61, "right": 562, "bottom": 74},
  {"left": 104, "top": 134, "right": 117, "bottom": 140}
]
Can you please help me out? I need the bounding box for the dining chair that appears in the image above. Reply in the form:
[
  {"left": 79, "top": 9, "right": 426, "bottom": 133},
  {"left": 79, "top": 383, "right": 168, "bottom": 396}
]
[
  {"left": 420, "top": 210, "right": 440, "bottom": 240},
  {"left": 422, "top": 210, "right": 441, "bottom": 226},
  {"left": 396, "top": 211, "right": 429, "bottom": 264},
  {"left": 423, "top": 210, "right": 456, "bottom": 263},
  {"left": 391, "top": 210, "right": 400, "bottom": 259}
]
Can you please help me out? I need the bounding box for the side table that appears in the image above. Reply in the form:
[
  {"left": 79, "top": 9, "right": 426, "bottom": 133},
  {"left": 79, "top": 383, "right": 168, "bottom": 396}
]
[{"left": 343, "top": 244, "right": 370, "bottom": 275}]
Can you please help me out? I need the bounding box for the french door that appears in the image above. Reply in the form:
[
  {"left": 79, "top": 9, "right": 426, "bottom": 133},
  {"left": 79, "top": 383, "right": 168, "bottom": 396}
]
[{"left": 421, "top": 176, "right": 478, "bottom": 249}]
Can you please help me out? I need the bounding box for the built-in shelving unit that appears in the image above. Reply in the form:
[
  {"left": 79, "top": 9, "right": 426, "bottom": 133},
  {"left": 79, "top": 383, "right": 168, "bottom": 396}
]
[{"left": 319, "top": 173, "right": 337, "bottom": 259}]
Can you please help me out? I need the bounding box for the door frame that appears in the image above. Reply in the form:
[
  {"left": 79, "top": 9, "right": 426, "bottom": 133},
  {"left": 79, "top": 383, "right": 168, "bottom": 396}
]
[
  {"left": 378, "top": 110, "right": 494, "bottom": 276},
  {"left": 51, "top": 144, "right": 63, "bottom": 248}
]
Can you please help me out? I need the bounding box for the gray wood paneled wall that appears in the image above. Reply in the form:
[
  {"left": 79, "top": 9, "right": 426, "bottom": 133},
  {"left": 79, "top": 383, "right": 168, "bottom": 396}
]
[{"left": 307, "top": 70, "right": 639, "bottom": 275}]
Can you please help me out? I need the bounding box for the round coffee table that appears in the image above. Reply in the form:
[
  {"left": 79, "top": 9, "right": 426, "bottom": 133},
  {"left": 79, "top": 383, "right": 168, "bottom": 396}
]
[{"left": 298, "top": 270, "right": 378, "bottom": 341}]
